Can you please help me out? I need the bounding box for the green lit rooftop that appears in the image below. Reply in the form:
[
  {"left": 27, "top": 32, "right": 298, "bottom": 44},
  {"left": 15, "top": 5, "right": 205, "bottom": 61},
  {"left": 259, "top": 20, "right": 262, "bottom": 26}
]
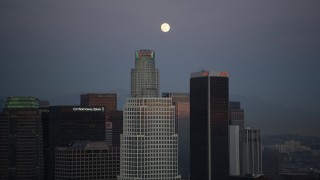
[{"left": 3, "top": 96, "right": 39, "bottom": 109}]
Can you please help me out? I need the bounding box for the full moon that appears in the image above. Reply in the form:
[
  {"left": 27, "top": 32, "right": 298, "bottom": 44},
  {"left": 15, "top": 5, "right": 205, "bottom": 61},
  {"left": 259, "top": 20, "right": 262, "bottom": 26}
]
[{"left": 161, "top": 23, "right": 170, "bottom": 32}]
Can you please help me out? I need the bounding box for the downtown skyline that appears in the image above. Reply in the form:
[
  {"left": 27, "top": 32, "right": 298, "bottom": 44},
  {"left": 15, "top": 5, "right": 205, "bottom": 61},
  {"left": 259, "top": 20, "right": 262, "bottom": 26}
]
[{"left": 1, "top": 0, "right": 320, "bottom": 137}]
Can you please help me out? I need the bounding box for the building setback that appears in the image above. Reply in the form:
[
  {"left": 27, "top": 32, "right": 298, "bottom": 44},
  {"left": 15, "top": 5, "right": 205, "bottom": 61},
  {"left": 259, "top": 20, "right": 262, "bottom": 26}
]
[
  {"left": 0, "top": 97, "right": 44, "bottom": 180},
  {"left": 190, "top": 71, "right": 229, "bottom": 180},
  {"left": 162, "top": 93, "right": 190, "bottom": 180},
  {"left": 55, "top": 141, "right": 120, "bottom": 180},
  {"left": 118, "top": 50, "right": 181, "bottom": 180},
  {"left": 48, "top": 106, "right": 106, "bottom": 180}
]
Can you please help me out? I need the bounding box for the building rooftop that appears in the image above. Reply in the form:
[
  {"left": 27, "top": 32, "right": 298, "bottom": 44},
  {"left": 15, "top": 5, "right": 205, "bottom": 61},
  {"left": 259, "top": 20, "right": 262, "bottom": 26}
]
[
  {"left": 71, "top": 141, "right": 110, "bottom": 149},
  {"left": 56, "top": 141, "right": 111, "bottom": 150},
  {"left": 191, "top": 70, "right": 229, "bottom": 78},
  {"left": 3, "top": 96, "right": 39, "bottom": 109}
]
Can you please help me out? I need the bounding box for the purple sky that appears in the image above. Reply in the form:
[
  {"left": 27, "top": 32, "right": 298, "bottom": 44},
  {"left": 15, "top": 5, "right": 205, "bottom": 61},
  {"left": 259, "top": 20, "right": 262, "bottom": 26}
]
[{"left": 1, "top": 0, "right": 320, "bottom": 114}]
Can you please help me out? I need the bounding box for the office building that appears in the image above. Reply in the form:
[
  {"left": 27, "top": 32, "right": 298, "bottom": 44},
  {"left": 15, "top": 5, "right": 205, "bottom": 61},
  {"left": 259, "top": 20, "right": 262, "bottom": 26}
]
[
  {"left": 229, "top": 125, "right": 240, "bottom": 176},
  {"left": 228, "top": 174, "right": 268, "bottom": 180},
  {"left": 229, "top": 102, "right": 244, "bottom": 129},
  {"left": 118, "top": 50, "right": 181, "bottom": 180},
  {"left": 48, "top": 106, "right": 106, "bottom": 180},
  {"left": 81, "top": 93, "right": 120, "bottom": 145},
  {"left": 272, "top": 140, "right": 311, "bottom": 153},
  {"left": 131, "top": 49, "right": 159, "bottom": 98},
  {"left": 229, "top": 126, "right": 262, "bottom": 177},
  {"left": 239, "top": 127, "right": 262, "bottom": 176},
  {"left": 190, "top": 71, "right": 229, "bottom": 180},
  {"left": 0, "top": 97, "right": 44, "bottom": 180},
  {"left": 162, "top": 93, "right": 190, "bottom": 180},
  {"left": 106, "top": 110, "right": 124, "bottom": 147},
  {"left": 0, "top": 98, "right": 4, "bottom": 112},
  {"left": 39, "top": 100, "right": 50, "bottom": 180},
  {"left": 80, "top": 93, "right": 117, "bottom": 120},
  {"left": 80, "top": 93, "right": 117, "bottom": 112},
  {"left": 109, "top": 110, "right": 123, "bottom": 147},
  {"left": 55, "top": 141, "right": 120, "bottom": 180}
]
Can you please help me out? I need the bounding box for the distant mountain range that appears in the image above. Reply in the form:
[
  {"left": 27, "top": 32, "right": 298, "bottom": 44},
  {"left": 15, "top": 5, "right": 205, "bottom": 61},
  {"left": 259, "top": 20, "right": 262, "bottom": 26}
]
[
  {"left": 230, "top": 95, "right": 320, "bottom": 137},
  {"left": 1, "top": 91, "right": 319, "bottom": 137}
]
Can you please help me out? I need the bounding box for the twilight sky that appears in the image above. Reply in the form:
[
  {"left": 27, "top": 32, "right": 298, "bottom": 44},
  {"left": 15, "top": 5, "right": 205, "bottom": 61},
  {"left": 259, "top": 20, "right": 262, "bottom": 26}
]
[{"left": 1, "top": 0, "right": 320, "bottom": 114}]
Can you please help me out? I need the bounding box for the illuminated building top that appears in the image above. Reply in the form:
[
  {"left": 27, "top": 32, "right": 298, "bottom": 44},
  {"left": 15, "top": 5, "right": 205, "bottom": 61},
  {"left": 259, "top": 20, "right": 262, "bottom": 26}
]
[
  {"left": 191, "top": 70, "right": 229, "bottom": 78},
  {"left": 135, "top": 49, "right": 155, "bottom": 60},
  {"left": 3, "top": 96, "right": 39, "bottom": 109},
  {"left": 131, "top": 49, "right": 159, "bottom": 97}
]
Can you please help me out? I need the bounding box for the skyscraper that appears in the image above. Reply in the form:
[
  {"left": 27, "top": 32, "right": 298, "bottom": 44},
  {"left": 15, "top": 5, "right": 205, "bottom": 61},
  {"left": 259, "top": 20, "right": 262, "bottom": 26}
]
[
  {"left": 80, "top": 93, "right": 120, "bottom": 146},
  {"left": 239, "top": 127, "right": 262, "bottom": 176},
  {"left": 39, "top": 100, "right": 50, "bottom": 180},
  {"left": 109, "top": 110, "right": 123, "bottom": 147},
  {"left": 48, "top": 106, "right": 106, "bottom": 180},
  {"left": 229, "top": 126, "right": 262, "bottom": 177},
  {"left": 131, "top": 50, "right": 159, "bottom": 98},
  {"left": 229, "top": 125, "right": 240, "bottom": 176},
  {"left": 162, "top": 93, "right": 190, "bottom": 180},
  {"left": 80, "top": 93, "right": 117, "bottom": 121},
  {"left": 190, "top": 71, "right": 229, "bottom": 180},
  {"left": 118, "top": 50, "right": 181, "bottom": 180},
  {"left": 80, "top": 93, "right": 117, "bottom": 110},
  {"left": 229, "top": 102, "right": 244, "bottom": 129},
  {"left": 55, "top": 141, "right": 120, "bottom": 180},
  {"left": 0, "top": 97, "right": 44, "bottom": 180}
]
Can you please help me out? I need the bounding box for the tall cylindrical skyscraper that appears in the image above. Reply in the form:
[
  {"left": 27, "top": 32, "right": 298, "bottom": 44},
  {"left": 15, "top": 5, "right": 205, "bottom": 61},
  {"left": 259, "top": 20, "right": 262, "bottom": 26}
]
[{"left": 118, "top": 50, "right": 181, "bottom": 180}]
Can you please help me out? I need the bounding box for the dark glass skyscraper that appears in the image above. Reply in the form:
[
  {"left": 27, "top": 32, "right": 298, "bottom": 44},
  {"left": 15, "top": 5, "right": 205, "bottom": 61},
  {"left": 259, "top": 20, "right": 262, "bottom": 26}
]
[
  {"left": 190, "top": 71, "right": 229, "bottom": 180},
  {"left": 0, "top": 97, "right": 44, "bottom": 180},
  {"left": 48, "top": 106, "right": 106, "bottom": 180},
  {"left": 80, "top": 93, "right": 120, "bottom": 146},
  {"left": 109, "top": 110, "right": 123, "bottom": 147}
]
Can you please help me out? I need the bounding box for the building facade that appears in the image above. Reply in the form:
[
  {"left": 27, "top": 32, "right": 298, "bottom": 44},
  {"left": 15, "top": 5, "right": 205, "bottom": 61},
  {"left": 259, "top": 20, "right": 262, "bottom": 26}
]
[
  {"left": 229, "top": 102, "right": 244, "bottom": 129},
  {"left": 0, "top": 97, "right": 44, "bottom": 180},
  {"left": 80, "top": 93, "right": 117, "bottom": 113},
  {"left": 39, "top": 100, "right": 50, "bottom": 180},
  {"left": 80, "top": 93, "right": 117, "bottom": 123},
  {"left": 190, "top": 71, "right": 229, "bottom": 180},
  {"left": 118, "top": 50, "right": 181, "bottom": 180},
  {"left": 55, "top": 141, "right": 120, "bottom": 180},
  {"left": 80, "top": 93, "right": 121, "bottom": 146},
  {"left": 162, "top": 93, "right": 190, "bottom": 180},
  {"left": 229, "top": 125, "right": 262, "bottom": 177},
  {"left": 131, "top": 50, "right": 159, "bottom": 98},
  {"left": 109, "top": 110, "right": 123, "bottom": 147},
  {"left": 229, "top": 125, "right": 240, "bottom": 176},
  {"left": 48, "top": 106, "right": 106, "bottom": 180},
  {"left": 239, "top": 127, "right": 262, "bottom": 176}
]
